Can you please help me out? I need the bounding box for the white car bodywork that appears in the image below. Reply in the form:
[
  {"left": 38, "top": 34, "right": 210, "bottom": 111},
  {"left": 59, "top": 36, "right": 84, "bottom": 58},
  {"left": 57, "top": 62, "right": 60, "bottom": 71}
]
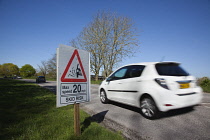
[{"left": 99, "top": 62, "right": 203, "bottom": 113}]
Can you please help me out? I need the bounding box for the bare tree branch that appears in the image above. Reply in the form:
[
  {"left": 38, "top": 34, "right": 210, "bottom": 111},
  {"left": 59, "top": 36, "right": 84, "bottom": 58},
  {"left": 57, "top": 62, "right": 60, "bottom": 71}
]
[
  {"left": 37, "top": 61, "right": 48, "bottom": 77},
  {"left": 70, "top": 11, "right": 140, "bottom": 80}
]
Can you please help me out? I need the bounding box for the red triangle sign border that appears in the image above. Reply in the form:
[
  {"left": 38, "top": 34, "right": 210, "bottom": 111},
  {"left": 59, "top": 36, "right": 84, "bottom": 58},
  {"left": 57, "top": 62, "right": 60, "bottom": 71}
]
[{"left": 61, "top": 49, "right": 87, "bottom": 82}]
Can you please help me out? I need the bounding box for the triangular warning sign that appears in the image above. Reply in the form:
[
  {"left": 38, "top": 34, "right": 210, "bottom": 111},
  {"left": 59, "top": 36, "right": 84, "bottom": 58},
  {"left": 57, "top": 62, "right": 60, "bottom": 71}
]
[{"left": 61, "top": 49, "right": 87, "bottom": 82}]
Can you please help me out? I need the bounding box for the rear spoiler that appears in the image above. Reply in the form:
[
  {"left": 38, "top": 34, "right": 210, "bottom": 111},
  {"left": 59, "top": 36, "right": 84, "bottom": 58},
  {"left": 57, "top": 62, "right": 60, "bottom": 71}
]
[{"left": 157, "top": 62, "right": 180, "bottom": 65}]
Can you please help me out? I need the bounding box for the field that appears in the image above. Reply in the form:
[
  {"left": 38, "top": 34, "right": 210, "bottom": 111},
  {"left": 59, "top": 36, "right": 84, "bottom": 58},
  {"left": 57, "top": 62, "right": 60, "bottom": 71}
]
[{"left": 0, "top": 79, "right": 124, "bottom": 140}]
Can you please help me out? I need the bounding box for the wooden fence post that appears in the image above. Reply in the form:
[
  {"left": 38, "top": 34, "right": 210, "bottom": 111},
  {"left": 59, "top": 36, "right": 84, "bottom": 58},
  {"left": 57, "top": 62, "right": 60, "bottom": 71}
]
[{"left": 74, "top": 102, "right": 81, "bottom": 136}]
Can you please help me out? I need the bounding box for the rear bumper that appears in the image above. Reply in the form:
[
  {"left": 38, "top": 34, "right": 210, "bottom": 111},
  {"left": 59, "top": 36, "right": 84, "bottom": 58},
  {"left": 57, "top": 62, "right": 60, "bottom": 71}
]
[{"left": 157, "top": 87, "right": 203, "bottom": 112}]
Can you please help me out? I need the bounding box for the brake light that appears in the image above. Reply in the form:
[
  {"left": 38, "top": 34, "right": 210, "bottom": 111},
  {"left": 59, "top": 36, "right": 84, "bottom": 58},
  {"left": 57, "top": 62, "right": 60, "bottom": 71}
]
[
  {"left": 165, "top": 104, "right": 173, "bottom": 106},
  {"left": 155, "top": 78, "right": 169, "bottom": 90}
]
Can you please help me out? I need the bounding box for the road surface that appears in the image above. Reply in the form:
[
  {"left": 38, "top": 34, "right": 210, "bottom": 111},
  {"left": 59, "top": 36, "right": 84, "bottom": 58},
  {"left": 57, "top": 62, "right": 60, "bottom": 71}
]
[{"left": 20, "top": 79, "right": 210, "bottom": 140}]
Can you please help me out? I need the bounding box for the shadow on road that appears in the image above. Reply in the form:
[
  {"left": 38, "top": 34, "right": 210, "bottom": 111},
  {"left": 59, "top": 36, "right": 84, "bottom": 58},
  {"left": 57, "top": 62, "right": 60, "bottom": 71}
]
[
  {"left": 161, "top": 107, "right": 195, "bottom": 118},
  {"left": 110, "top": 101, "right": 141, "bottom": 113},
  {"left": 81, "top": 110, "right": 108, "bottom": 133},
  {"left": 109, "top": 101, "right": 195, "bottom": 119}
]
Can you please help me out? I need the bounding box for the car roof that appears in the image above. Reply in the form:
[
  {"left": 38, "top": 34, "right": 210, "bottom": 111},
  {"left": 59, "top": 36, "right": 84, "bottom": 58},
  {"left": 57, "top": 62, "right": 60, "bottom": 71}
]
[
  {"left": 107, "top": 61, "right": 181, "bottom": 77},
  {"left": 124, "top": 61, "right": 180, "bottom": 67}
]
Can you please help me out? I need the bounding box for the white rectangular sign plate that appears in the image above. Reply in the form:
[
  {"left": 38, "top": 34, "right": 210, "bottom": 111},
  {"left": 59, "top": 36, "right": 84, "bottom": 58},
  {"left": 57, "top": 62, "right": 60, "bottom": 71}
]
[{"left": 56, "top": 45, "right": 90, "bottom": 107}]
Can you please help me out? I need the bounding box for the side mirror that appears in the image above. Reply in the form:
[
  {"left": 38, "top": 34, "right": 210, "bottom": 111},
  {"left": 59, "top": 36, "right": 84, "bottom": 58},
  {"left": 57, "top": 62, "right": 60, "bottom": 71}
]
[{"left": 106, "top": 77, "right": 112, "bottom": 82}]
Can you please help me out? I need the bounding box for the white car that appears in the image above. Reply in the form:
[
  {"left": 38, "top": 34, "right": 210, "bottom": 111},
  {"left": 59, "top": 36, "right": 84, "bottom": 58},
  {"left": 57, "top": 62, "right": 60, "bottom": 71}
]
[{"left": 99, "top": 62, "right": 203, "bottom": 119}]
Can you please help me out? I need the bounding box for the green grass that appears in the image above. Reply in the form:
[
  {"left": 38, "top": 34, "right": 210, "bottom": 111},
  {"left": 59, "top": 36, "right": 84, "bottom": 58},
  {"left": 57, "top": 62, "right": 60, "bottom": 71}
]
[{"left": 0, "top": 79, "right": 124, "bottom": 140}]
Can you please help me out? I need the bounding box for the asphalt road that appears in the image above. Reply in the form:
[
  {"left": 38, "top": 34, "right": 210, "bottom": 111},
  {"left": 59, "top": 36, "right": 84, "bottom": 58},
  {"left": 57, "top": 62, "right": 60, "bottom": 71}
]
[{"left": 20, "top": 79, "right": 210, "bottom": 140}]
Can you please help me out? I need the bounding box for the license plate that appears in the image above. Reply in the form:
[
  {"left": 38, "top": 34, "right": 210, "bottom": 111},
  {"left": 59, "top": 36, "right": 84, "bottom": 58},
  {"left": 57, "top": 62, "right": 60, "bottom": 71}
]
[{"left": 180, "top": 83, "right": 190, "bottom": 89}]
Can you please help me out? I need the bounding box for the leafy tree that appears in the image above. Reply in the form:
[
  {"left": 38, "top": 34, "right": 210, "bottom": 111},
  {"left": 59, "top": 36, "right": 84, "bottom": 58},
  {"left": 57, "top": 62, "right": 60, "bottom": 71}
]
[
  {"left": 0, "top": 63, "right": 19, "bottom": 77},
  {"left": 11, "top": 64, "right": 19, "bottom": 76},
  {"left": 0, "top": 65, "right": 2, "bottom": 76},
  {"left": 199, "top": 77, "right": 210, "bottom": 87},
  {"left": 20, "top": 64, "right": 36, "bottom": 77},
  {"left": 70, "top": 11, "right": 139, "bottom": 80}
]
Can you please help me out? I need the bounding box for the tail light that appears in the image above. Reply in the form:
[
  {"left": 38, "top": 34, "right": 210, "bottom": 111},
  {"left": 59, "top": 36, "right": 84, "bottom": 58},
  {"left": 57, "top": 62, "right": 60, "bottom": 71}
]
[{"left": 155, "top": 78, "right": 169, "bottom": 90}]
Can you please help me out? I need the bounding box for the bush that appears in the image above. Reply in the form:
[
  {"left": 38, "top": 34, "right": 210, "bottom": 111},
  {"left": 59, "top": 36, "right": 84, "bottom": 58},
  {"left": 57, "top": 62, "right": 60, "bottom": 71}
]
[
  {"left": 200, "top": 79, "right": 210, "bottom": 87},
  {"left": 198, "top": 77, "right": 210, "bottom": 93},
  {"left": 198, "top": 77, "right": 210, "bottom": 86}
]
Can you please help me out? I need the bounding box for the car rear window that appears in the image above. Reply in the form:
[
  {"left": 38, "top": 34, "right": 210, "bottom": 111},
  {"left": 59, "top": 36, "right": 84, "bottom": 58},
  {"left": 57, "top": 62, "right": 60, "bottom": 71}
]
[{"left": 155, "top": 63, "right": 189, "bottom": 76}]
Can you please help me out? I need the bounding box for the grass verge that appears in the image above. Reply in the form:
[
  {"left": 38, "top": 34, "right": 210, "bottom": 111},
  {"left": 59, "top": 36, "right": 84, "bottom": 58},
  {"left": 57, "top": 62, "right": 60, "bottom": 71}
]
[{"left": 0, "top": 79, "right": 124, "bottom": 140}]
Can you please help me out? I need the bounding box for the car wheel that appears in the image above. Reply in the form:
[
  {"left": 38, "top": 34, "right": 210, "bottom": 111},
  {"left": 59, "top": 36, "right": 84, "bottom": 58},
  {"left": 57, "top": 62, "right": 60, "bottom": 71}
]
[
  {"left": 100, "top": 90, "right": 109, "bottom": 104},
  {"left": 140, "top": 97, "right": 159, "bottom": 119}
]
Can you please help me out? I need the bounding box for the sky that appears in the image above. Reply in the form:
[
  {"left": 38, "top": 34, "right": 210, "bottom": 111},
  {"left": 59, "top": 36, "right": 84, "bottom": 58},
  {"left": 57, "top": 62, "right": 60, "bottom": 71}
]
[{"left": 0, "top": 0, "right": 210, "bottom": 78}]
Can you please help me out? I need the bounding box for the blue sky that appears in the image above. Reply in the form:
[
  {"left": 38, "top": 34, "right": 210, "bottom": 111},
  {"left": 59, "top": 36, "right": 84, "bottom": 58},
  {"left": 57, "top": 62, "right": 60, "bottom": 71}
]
[{"left": 0, "top": 0, "right": 209, "bottom": 77}]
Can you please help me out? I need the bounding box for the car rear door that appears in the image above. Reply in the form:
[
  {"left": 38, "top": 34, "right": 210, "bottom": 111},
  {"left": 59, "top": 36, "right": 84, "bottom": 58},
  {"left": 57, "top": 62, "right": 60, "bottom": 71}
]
[
  {"left": 114, "top": 65, "right": 145, "bottom": 105},
  {"left": 106, "top": 65, "right": 145, "bottom": 105}
]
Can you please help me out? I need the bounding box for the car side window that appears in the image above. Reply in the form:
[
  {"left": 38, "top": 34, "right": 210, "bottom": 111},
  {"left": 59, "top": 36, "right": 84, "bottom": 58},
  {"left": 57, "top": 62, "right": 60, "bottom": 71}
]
[
  {"left": 115, "top": 68, "right": 127, "bottom": 78},
  {"left": 126, "top": 65, "right": 145, "bottom": 78},
  {"left": 107, "top": 67, "right": 128, "bottom": 81}
]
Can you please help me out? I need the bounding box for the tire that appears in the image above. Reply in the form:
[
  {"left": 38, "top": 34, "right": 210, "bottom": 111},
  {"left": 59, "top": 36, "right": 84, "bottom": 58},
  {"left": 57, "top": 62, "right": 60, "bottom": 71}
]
[
  {"left": 100, "top": 89, "right": 109, "bottom": 104},
  {"left": 140, "top": 97, "right": 160, "bottom": 119}
]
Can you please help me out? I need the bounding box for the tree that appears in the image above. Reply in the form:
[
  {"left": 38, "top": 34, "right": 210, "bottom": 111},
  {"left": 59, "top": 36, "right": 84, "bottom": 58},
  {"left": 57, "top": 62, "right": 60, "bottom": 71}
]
[
  {"left": 37, "top": 61, "right": 48, "bottom": 77},
  {"left": 0, "top": 63, "right": 19, "bottom": 77},
  {"left": 37, "top": 54, "right": 56, "bottom": 79},
  {"left": 70, "top": 11, "right": 139, "bottom": 80},
  {"left": 20, "top": 64, "right": 36, "bottom": 77},
  {"left": 0, "top": 64, "right": 4, "bottom": 77},
  {"left": 0, "top": 65, "right": 2, "bottom": 76},
  {"left": 47, "top": 54, "right": 56, "bottom": 79},
  {"left": 10, "top": 64, "right": 19, "bottom": 76}
]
